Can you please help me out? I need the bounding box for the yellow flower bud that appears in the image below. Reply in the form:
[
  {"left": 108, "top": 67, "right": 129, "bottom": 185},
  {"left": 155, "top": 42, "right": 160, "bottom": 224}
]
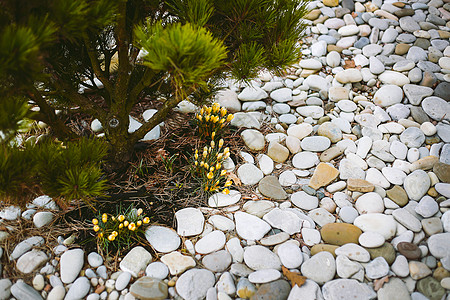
[
  {"left": 224, "top": 152, "right": 230, "bottom": 159},
  {"left": 212, "top": 102, "right": 220, "bottom": 112},
  {"left": 210, "top": 167, "right": 215, "bottom": 172},
  {"left": 211, "top": 132, "right": 216, "bottom": 139},
  {"left": 207, "top": 172, "right": 214, "bottom": 179},
  {"left": 111, "top": 216, "right": 116, "bottom": 221},
  {"left": 197, "top": 114, "right": 202, "bottom": 121},
  {"left": 200, "top": 107, "right": 204, "bottom": 115},
  {"left": 194, "top": 153, "right": 198, "bottom": 159},
  {"left": 119, "top": 223, "right": 124, "bottom": 229},
  {"left": 195, "top": 161, "right": 198, "bottom": 166},
  {"left": 137, "top": 220, "right": 142, "bottom": 226},
  {"left": 92, "top": 218, "right": 99, "bottom": 225},
  {"left": 200, "top": 161, "right": 204, "bottom": 167},
  {"left": 137, "top": 208, "right": 143, "bottom": 216},
  {"left": 128, "top": 223, "right": 136, "bottom": 231},
  {"left": 108, "top": 235, "right": 115, "bottom": 241},
  {"left": 102, "top": 213, "right": 107, "bottom": 223},
  {"left": 143, "top": 217, "right": 150, "bottom": 224},
  {"left": 210, "top": 141, "right": 215, "bottom": 148},
  {"left": 118, "top": 215, "right": 125, "bottom": 222},
  {"left": 212, "top": 116, "right": 219, "bottom": 123},
  {"left": 215, "top": 163, "right": 221, "bottom": 169},
  {"left": 93, "top": 225, "right": 100, "bottom": 232},
  {"left": 225, "top": 180, "right": 232, "bottom": 187},
  {"left": 222, "top": 188, "right": 230, "bottom": 195},
  {"left": 205, "top": 114, "right": 210, "bottom": 122},
  {"left": 227, "top": 114, "right": 234, "bottom": 122},
  {"left": 220, "top": 107, "right": 227, "bottom": 116},
  {"left": 204, "top": 163, "right": 209, "bottom": 169},
  {"left": 220, "top": 170, "right": 227, "bottom": 176},
  {"left": 206, "top": 106, "right": 212, "bottom": 114},
  {"left": 203, "top": 151, "right": 207, "bottom": 158},
  {"left": 217, "top": 153, "right": 223, "bottom": 160},
  {"left": 112, "top": 231, "right": 118, "bottom": 237},
  {"left": 204, "top": 146, "right": 208, "bottom": 152},
  {"left": 219, "top": 118, "right": 225, "bottom": 124},
  {"left": 124, "top": 220, "right": 129, "bottom": 227},
  {"left": 218, "top": 139, "right": 224, "bottom": 148},
  {"left": 98, "top": 232, "right": 103, "bottom": 238}
]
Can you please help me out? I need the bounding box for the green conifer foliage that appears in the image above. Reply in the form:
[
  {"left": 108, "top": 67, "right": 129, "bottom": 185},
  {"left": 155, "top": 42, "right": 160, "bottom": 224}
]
[{"left": 0, "top": 0, "right": 310, "bottom": 173}]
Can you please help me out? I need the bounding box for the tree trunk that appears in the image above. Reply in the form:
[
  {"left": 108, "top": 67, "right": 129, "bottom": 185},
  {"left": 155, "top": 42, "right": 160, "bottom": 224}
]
[{"left": 103, "top": 113, "right": 134, "bottom": 172}]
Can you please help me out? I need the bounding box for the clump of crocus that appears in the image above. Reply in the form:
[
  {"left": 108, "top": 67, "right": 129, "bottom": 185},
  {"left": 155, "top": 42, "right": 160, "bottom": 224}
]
[
  {"left": 195, "top": 102, "right": 234, "bottom": 140},
  {"left": 91, "top": 206, "right": 151, "bottom": 253},
  {"left": 191, "top": 139, "right": 232, "bottom": 194}
]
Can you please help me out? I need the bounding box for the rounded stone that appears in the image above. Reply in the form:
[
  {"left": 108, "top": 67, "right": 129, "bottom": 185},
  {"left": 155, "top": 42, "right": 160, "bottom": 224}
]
[
  {"left": 194, "top": 230, "right": 226, "bottom": 254},
  {"left": 145, "top": 262, "right": 169, "bottom": 280},
  {"left": 60, "top": 248, "right": 84, "bottom": 284},
  {"left": 277, "top": 242, "right": 303, "bottom": 269},
  {"left": 241, "top": 129, "right": 265, "bottom": 151},
  {"left": 244, "top": 245, "right": 282, "bottom": 270},
  {"left": 366, "top": 243, "right": 396, "bottom": 265},
  {"left": 373, "top": 85, "right": 403, "bottom": 107},
  {"left": 320, "top": 223, "right": 362, "bottom": 246},
  {"left": 130, "top": 276, "right": 168, "bottom": 300},
  {"left": 318, "top": 122, "right": 342, "bottom": 143},
  {"left": 397, "top": 242, "right": 421, "bottom": 260},
  {"left": 145, "top": 226, "right": 181, "bottom": 253},
  {"left": 355, "top": 192, "right": 384, "bottom": 214},
  {"left": 358, "top": 232, "right": 385, "bottom": 248},
  {"left": 292, "top": 151, "right": 319, "bottom": 169},
  {"left": 237, "top": 163, "right": 264, "bottom": 185},
  {"left": 301, "top": 136, "right": 331, "bottom": 152},
  {"left": 301, "top": 251, "right": 336, "bottom": 285},
  {"left": 202, "top": 250, "right": 232, "bottom": 272}
]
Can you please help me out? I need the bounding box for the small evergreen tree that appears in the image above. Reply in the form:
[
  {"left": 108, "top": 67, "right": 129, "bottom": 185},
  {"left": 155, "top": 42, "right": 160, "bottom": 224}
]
[{"left": 0, "top": 0, "right": 310, "bottom": 175}]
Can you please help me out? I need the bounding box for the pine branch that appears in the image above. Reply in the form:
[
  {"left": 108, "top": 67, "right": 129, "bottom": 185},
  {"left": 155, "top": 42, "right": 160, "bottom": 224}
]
[
  {"left": 127, "top": 68, "right": 156, "bottom": 110},
  {"left": 27, "top": 87, "right": 77, "bottom": 140},
  {"left": 52, "top": 76, "right": 108, "bottom": 123},
  {"left": 83, "top": 33, "right": 114, "bottom": 95}
]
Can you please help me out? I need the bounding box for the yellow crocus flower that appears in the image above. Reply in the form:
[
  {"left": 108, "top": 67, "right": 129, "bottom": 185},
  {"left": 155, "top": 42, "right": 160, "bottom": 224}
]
[
  {"left": 92, "top": 218, "right": 99, "bottom": 225},
  {"left": 220, "top": 107, "right": 227, "bottom": 116},
  {"left": 207, "top": 172, "right": 214, "bottom": 179}
]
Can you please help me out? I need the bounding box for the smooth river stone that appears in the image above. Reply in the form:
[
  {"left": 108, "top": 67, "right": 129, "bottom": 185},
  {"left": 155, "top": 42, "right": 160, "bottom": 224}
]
[
  {"left": 322, "top": 279, "right": 376, "bottom": 300},
  {"left": 373, "top": 85, "right": 403, "bottom": 107},
  {"left": 353, "top": 213, "right": 397, "bottom": 240},
  {"left": 292, "top": 151, "right": 319, "bottom": 169},
  {"left": 321, "top": 223, "right": 362, "bottom": 246},
  {"left": 403, "top": 170, "right": 430, "bottom": 201},
  {"left": 235, "top": 211, "right": 271, "bottom": 241},
  {"left": 301, "top": 136, "right": 331, "bottom": 152},
  {"left": 301, "top": 251, "right": 336, "bottom": 285},
  {"left": 258, "top": 176, "right": 288, "bottom": 200},
  {"left": 244, "top": 245, "right": 282, "bottom": 270},
  {"left": 366, "top": 243, "right": 397, "bottom": 265},
  {"left": 308, "top": 162, "right": 339, "bottom": 190}
]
